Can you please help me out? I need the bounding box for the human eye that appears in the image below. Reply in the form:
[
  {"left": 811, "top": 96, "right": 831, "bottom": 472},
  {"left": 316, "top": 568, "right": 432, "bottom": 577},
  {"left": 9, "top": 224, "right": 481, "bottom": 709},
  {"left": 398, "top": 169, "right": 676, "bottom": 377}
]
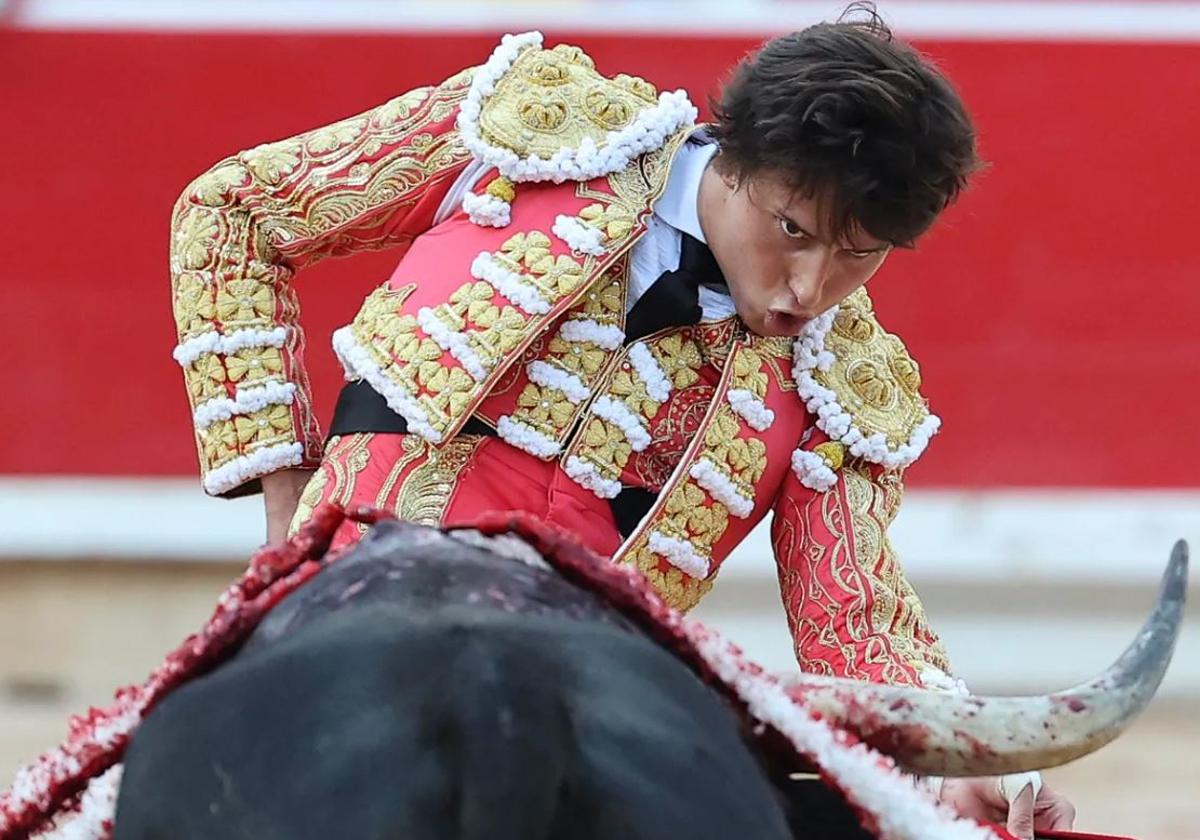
[{"left": 777, "top": 216, "right": 808, "bottom": 239}]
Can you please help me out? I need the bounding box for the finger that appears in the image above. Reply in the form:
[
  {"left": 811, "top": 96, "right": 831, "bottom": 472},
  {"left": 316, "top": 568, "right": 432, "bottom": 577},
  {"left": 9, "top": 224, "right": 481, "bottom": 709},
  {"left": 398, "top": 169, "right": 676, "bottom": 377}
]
[
  {"left": 1006, "top": 783, "right": 1037, "bottom": 840},
  {"left": 1037, "top": 801, "right": 1077, "bottom": 830}
]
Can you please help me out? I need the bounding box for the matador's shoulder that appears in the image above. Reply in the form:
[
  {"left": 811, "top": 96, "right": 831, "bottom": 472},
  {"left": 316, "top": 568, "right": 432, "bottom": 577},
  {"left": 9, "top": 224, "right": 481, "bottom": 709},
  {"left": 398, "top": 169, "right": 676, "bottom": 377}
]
[
  {"left": 456, "top": 31, "right": 697, "bottom": 185},
  {"left": 790, "top": 289, "right": 941, "bottom": 490}
]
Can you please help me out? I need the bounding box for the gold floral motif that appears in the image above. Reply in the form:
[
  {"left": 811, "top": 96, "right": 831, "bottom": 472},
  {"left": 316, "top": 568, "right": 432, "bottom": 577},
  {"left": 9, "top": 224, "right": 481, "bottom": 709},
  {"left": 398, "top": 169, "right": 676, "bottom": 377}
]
[
  {"left": 613, "top": 73, "right": 658, "bottom": 102},
  {"left": 174, "top": 273, "right": 215, "bottom": 337},
  {"left": 240, "top": 141, "right": 302, "bottom": 186},
  {"left": 702, "top": 407, "right": 767, "bottom": 488},
  {"left": 188, "top": 355, "right": 227, "bottom": 403},
  {"left": 397, "top": 437, "right": 482, "bottom": 525},
  {"left": 812, "top": 288, "right": 932, "bottom": 449},
  {"left": 608, "top": 365, "right": 660, "bottom": 419},
  {"left": 579, "top": 416, "right": 634, "bottom": 477},
  {"left": 372, "top": 87, "right": 433, "bottom": 128},
  {"left": 519, "top": 96, "right": 570, "bottom": 132},
  {"left": 306, "top": 118, "right": 366, "bottom": 154},
  {"left": 576, "top": 273, "right": 625, "bottom": 323},
  {"left": 188, "top": 164, "right": 249, "bottom": 207},
  {"left": 174, "top": 209, "right": 220, "bottom": 271},
  {"left": 530, "top": 253, "right": 586, "bottom": 299},
  {"left": 731, "top": 347, "right": 769, "bottom": 399},
  {"left": 832, "top": 306, "right": 876, "bottom": 343},
  {"left": 550, "top": 43, "right": 595, "bottom": 69},
  {"left": 446, "top": 280, "right": 501, "bottom": 328},
  {"left": 514, "top": 382, "right": 576, "bottom": 435},
  {"left": 234, "top": 404, "right": 293, "bottom": 448},
  {"left": 576, "top": 203, "right": 635, "bottom": 242},
  {"left": 888, "top": 354, "right": 922, "bottom": 395},
  {"left": 497, "top": 231, "right": 552, "bottom": 270},
  {"left": 215, "top": 278, "right": 275, "bottom": 326},
  {"left": 628, "top": 552, "right": 715, "bottom": 612},
  {"left": 198, "top": 418, "right": 239, "bottom": 469},
  {"left": 666, "top": 482, "right": 729, "bottom": 543},
  {"left": 522, "top": 55, "right": 572, "bottom": 85},
  {"left": 583, "top": 87, "right": 633, "bottom": 130},
  {"left": 546, "top": 334, "right": 608, "bottom": 377},
  {"left": 846, "top": 360, "right": 893, "bottom": 410},
  {"left": 652, "top": 333, "right": 704, "bottom": 389},
  {"left": 468, "top": 307, "right": 528, "bottom": 363},
  {"left": 226, "top": 346, "right": 283, "bottom": 384}
]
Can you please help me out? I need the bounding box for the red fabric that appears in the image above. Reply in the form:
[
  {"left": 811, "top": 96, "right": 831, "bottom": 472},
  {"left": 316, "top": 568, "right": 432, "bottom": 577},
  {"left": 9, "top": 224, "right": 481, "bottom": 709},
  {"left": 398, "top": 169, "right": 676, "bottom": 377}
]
[
  {"left": 986, "top": 829, "right": 1138, "bottom": 840},
  {"left": 314, "top": 433, "right": 623, "bottom": 559}
]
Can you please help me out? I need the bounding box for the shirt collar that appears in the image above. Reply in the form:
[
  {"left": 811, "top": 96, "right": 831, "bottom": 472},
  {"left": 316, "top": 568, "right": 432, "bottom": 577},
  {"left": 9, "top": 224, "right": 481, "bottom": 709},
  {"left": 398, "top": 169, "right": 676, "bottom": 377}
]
[{"left": 652, "top": 130, "right": 718, "bottom": 244}]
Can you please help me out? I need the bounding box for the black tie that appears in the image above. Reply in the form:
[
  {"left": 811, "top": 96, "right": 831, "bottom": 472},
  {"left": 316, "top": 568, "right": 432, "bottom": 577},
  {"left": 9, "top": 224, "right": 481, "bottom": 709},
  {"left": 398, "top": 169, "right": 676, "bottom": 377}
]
[
  {"left": 623, "top": 233, "right": 727, "bottom": 344},
  {"left": 610, "top": 233, "right": 729, "bottom": 537}
]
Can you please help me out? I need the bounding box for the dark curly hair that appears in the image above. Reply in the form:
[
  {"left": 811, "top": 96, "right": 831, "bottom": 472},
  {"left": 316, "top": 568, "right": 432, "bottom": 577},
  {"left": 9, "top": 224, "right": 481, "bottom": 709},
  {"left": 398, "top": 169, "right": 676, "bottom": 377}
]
[{"left": 710, "top": 2, "right": 982, "bottom": 247}]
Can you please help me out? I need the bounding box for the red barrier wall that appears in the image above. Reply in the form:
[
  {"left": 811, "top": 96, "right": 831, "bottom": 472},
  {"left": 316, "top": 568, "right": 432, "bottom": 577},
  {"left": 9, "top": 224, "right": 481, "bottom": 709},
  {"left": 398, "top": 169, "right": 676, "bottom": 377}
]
[{"left": 3, "top": 29, "right": 1198, "bottom": 487}]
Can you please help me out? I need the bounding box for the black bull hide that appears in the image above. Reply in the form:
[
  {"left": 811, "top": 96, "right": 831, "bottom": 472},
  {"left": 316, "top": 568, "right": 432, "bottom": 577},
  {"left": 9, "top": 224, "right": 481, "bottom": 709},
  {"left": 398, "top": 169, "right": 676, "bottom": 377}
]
[{"left": 114, "top": 520, "right": 869, "bottom": 840}]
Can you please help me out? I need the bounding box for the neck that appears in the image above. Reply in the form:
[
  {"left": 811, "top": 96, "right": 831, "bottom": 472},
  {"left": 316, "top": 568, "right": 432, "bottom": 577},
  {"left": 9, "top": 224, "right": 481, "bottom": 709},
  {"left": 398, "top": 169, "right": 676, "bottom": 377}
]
[{"left": 695, "top": 154, "right": 723, "bottom": 247}]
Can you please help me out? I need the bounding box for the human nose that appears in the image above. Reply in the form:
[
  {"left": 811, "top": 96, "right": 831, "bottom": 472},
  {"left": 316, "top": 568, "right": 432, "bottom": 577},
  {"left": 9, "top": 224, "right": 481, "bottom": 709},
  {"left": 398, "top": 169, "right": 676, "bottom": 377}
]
[{"left": 786, "top": 246, "right": 836, "bottom": 313}]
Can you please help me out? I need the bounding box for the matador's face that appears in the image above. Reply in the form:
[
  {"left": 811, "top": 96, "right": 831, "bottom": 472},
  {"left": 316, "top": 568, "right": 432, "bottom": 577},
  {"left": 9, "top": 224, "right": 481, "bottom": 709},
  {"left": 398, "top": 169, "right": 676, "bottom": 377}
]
[{"left": 698, "top": 162, "right": 892, "bottom": 338}]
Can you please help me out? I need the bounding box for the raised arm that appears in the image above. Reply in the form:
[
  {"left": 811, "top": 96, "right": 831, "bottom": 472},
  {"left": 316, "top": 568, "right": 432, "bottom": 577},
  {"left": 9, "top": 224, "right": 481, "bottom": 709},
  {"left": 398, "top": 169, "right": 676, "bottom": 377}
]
[{"left": 170, "top": 67, "right": 476, "bottom": 497}]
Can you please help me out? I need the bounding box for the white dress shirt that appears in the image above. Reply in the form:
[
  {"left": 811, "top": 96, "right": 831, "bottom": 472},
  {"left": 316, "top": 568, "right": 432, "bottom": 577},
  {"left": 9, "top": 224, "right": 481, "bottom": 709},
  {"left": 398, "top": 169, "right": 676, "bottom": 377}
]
[{"left": 437, "top": 133, "right": 736, "bottom": 321}]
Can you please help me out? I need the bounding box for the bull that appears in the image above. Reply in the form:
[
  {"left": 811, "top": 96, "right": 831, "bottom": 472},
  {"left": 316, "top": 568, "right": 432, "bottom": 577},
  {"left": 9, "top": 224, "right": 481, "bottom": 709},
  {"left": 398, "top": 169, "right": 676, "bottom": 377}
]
[{"left": 0, "top": 506, "right": 1187, "bottom": 840}]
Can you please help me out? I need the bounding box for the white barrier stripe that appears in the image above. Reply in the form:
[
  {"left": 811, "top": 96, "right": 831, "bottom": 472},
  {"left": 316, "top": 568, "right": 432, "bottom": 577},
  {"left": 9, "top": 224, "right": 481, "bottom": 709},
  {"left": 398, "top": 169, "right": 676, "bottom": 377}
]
[{"left": 17, "top": 1, "right": 1200, "bottom": 41}]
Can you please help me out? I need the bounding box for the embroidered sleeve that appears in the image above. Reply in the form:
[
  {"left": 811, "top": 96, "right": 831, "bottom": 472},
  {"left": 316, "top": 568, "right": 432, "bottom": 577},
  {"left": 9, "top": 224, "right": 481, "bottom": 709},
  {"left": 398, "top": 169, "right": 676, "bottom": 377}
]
[
  {"left": 170, "top": 68, "right": 477, "bottom": 497},
  {"left": 770, "top": 456, "right": 952, "bottom": 687}
]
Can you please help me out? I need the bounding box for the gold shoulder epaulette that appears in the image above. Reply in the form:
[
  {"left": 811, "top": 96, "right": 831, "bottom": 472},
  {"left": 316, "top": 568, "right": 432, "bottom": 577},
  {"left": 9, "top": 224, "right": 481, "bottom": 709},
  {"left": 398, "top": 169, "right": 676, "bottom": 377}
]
[
  {"left": 791, "top": 289, "right": 940, "bottom": 488},
  {"left": 456, "top": 31, "right": 697, "bottom": 185}
]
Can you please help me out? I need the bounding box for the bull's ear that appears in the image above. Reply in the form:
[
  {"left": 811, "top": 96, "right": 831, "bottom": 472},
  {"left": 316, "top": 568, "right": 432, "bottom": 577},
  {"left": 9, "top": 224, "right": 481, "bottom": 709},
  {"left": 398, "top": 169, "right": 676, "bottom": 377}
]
[{"left": 783, "top": 540, "right": 1189, "bottom": 776}]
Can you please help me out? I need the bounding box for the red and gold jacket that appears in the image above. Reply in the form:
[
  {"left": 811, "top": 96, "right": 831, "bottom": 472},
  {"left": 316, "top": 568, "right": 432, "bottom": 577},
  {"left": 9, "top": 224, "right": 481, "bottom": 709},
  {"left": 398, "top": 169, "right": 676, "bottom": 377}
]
[{"left": 169, "top": 32, "right": 952, "bottom": 688}]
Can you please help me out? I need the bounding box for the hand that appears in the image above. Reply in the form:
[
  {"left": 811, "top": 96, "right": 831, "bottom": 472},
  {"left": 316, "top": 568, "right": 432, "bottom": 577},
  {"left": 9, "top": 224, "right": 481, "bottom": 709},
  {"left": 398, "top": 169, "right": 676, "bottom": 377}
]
[
  {"left": 262, "top": 468, "right": 315, "bottom": 544},
  {"left": 939, "top": 777, "right": 1076, "bottom": 839}
]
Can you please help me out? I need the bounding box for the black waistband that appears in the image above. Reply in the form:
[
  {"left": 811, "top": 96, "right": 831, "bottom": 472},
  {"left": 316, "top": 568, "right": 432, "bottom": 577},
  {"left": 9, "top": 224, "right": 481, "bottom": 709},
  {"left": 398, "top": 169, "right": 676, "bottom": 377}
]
[
  {"left": 327, "top": 381, "right": 655, "bottom": 538},
  {"left": 329, "top": 380, "right": 497, "bottom": 439}
]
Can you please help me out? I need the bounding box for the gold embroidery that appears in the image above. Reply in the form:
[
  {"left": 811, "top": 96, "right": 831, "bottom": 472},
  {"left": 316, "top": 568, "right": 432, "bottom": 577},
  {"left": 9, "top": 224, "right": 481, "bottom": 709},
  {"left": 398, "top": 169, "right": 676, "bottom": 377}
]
[
  {"left": 813, "top": 289, "right": 932, "bottom": 448},
  {"left": 779, "top": 461, "right": 949, "bottom": 682},
  {"left": 703, "top": 408, "right": 767, "bottom": 490},
  {"left": 172, "top": 69, "right": 476, "bottom": 484},
  {"left": 478, "top": 42, "right": 658, "bottom": 161},
  {"left": 502, "top": 261, "right": 630, "bottom": 447},
  {"left": 636, "top": 559, "right": 715, "bottom": 612},
  {"left": 226, "top": 346, "right": 283, "bottom": 385},
  {"left": 652, "top": 333, "right": 704, "bottom": 389},
  {"left": 574, "top": 267, "right": 625, "bottom": 324},
  {"left": 375, "top": 435, "right": 427, "bottom": 509},
  {"left": 396, "top": 437, "right": 481, "bottom": 525},
  {"left": 841, "top": 462, "right": 951, "bottom": 673},
  {"left": 614, "top": 343, "right": 774, "bottom": 610},
  {"left": 327, "top": 434, "right": 372, "bottom": 507},
  {"left": 187, "top": 355, "right": 227, "bottom": 404},
  {"left": 564, "top": 325, "right": 704, "bottom": 484}
]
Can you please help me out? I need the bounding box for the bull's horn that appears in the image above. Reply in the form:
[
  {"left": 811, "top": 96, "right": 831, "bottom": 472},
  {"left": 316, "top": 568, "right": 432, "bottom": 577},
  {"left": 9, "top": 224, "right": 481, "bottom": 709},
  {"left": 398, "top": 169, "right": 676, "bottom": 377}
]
[{"left": 784, "top": 540, "right": 1188, "bottom": 776}]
